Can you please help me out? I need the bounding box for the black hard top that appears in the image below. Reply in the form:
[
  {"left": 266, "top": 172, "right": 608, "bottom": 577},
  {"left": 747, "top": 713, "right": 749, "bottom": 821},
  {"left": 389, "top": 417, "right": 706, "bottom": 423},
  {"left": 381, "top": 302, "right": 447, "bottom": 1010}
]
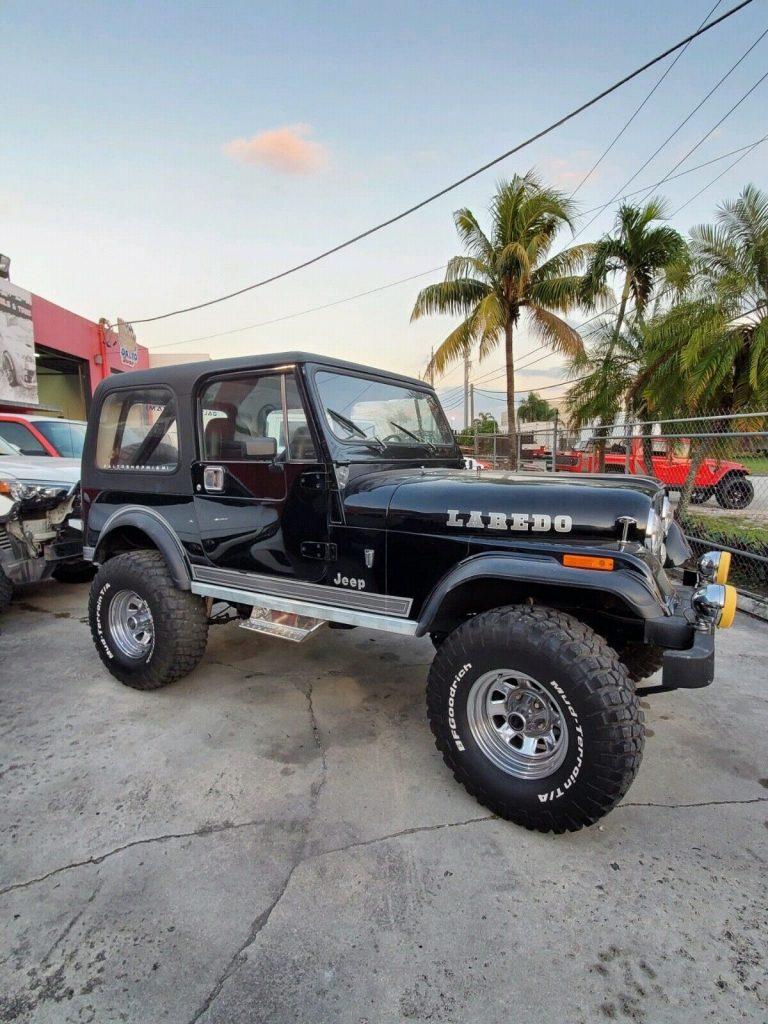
[{"left": 95, "top": 351, "right": 428, "bottom": 395}]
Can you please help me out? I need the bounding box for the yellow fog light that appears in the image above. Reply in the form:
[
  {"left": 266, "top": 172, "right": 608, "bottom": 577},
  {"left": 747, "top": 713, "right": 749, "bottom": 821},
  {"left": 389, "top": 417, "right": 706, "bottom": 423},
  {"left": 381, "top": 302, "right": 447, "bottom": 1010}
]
[
  {"left": 718, "top": 584, "right": 737, "bottom": 629},
  {"left": 715, "top": 551, "right": 731, "bottom": 584}
]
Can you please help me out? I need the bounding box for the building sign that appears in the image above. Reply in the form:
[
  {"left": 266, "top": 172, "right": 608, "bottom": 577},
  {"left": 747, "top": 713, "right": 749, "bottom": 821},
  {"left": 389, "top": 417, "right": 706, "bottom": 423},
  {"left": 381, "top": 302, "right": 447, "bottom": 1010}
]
[
  {"left": 117, "top": 318, "right": 139, "bottom": 368},
  {"left": 0, "top": 282, "right": 38, "bottom": 405}
]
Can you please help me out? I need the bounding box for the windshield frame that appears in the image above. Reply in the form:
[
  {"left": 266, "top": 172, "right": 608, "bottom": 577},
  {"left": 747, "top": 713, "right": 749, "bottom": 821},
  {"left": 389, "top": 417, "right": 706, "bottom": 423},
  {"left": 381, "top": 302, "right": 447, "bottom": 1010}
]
[{"left": 308, "top": 365, "right": 459, "bottom": 462}]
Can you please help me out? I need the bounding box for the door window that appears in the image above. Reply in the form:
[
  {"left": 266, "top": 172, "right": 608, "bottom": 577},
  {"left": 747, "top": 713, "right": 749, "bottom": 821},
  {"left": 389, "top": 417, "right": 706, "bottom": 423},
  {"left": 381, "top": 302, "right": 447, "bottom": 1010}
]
[{"left": 200, "top": 373, "right": 316, "bottom": 462}]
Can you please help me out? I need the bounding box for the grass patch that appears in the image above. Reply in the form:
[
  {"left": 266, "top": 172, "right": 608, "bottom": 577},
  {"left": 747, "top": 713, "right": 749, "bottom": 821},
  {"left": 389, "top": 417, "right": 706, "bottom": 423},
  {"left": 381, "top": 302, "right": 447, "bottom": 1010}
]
[
  {"left": 681, "top": 512, "right": 768, "bottom": 595},
  {"left": 739, "top": 455, "right": 768, "bottom": 474},
  {"left": 684, "top": 513, "right": 768, "bottom": 546}
]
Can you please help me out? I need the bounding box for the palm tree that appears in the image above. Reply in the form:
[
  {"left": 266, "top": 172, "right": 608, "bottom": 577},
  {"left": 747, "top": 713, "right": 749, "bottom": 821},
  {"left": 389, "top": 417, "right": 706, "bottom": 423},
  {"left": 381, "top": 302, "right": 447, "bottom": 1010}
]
[
  {"left": 411, "top": 172, "right": 597, "bottom": 465},
  {"left": 575, "top": 198, "right": 686, "bottom": 468},
  {"left": 518, "top": 391, "right": 557, "bottom": 423},
  {"left": 640, "top": 185, "right": 768, "bottom": 511},
  {"left": 645, "top": 185, "right": 768, "bottom": 414},
  {"left": 582, "top": 197, "right": 687, "bottom": 345}
]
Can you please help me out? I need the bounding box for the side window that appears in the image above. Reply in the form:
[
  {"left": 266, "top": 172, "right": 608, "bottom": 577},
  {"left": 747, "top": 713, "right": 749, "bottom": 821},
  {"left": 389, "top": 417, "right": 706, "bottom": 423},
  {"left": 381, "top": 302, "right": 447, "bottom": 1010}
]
[
  {"left": 0, "top": 422, "right": 49, "bottom": 456},
  {"left": 200, "top": 373, "right": 316, "bottom": 462},
  {"left": 96, "top": 388, "right": 179, "bottom": 471},
  {"left": 201, "top": 374, "right": 284, "bottom": 460}
]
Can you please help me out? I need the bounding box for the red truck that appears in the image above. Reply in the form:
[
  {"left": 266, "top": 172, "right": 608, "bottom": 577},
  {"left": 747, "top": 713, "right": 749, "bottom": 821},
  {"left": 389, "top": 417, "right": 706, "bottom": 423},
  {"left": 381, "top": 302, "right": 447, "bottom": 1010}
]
[{"left": 549, "top": 436, "right": 754, "bottom": 509}]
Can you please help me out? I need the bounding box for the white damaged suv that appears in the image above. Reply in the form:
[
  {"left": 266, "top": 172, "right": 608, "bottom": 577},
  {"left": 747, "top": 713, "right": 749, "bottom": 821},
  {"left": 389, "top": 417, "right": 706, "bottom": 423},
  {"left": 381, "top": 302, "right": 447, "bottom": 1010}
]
[{"left": 0, "top": 435, "right": 86, "bottom": 612}]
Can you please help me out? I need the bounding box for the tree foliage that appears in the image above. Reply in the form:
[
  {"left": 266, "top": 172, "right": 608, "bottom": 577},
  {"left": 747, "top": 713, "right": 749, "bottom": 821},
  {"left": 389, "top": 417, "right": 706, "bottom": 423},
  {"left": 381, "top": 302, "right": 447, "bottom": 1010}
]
[{"left": 412, "top": 171, "right": 600, "bottom": 464}]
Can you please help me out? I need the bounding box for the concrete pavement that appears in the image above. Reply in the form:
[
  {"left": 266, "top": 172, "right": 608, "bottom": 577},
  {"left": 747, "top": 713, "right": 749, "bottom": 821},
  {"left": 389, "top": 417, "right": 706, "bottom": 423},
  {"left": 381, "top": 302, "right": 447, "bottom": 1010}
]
[{"left": 0, "top": 580, "right": 766, "bottom": 1023}]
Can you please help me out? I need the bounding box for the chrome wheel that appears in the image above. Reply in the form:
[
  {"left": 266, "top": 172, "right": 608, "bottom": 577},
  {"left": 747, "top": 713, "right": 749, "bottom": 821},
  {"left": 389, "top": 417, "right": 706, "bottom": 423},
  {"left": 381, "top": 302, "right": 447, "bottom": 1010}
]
[
  {"left": 466, "top": 670, "right": 568, "bottom": 780},
  {"left": 108, "top": 589, "right": 155, "bottom": 659}
]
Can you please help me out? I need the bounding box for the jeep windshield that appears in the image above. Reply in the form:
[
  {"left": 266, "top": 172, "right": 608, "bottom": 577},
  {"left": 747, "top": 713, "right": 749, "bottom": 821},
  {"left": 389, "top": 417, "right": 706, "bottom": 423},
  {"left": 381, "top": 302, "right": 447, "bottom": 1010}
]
[{"left": 315, "top": 370, "right": 455, "bottom": 454}]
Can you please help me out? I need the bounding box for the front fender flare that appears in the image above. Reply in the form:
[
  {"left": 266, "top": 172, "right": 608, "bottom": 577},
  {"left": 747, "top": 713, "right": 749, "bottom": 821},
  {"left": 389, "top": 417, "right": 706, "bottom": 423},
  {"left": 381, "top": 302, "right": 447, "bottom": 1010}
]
[
  {"left": 415, "top": 551, "right": 664, "bottom": 636},
  {"left": 90, "top": 507, "right": 191, "bottom": 590}
]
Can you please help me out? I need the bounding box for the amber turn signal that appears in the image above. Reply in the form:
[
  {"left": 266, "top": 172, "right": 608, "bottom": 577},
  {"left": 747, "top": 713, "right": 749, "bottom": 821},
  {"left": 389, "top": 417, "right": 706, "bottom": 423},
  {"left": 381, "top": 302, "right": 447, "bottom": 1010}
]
[{"left": 563, "top": 554, "right": 615, "bottom": 571}]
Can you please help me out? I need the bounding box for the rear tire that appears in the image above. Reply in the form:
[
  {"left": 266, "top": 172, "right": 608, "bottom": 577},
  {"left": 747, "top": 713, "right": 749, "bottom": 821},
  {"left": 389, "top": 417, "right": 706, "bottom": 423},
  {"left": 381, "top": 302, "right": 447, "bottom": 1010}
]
[
  {"left": 426, "top": 605, "right": 644, "bottom": 832},
  {"left": 716, "top": 475, "right": 753, "bottom": 510},
  {"left": 89, "top": 550, "right": 208, "bottom": 689},
  {"left": 0, "top": 568, "right": 13, "bottom": 613}
]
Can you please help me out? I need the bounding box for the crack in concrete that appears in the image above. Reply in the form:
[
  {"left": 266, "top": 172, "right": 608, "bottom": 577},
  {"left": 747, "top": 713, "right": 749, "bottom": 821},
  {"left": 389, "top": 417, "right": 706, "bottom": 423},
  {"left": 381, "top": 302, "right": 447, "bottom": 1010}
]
[
  {"left": 186, "top": 678, "right": 330, "bottom": 1023},
  {"left": 619, "top": 796, "right": 768, "bottom": 809},
  {"left": 0, "top": 818, "right": 267, "bottom": 898}
]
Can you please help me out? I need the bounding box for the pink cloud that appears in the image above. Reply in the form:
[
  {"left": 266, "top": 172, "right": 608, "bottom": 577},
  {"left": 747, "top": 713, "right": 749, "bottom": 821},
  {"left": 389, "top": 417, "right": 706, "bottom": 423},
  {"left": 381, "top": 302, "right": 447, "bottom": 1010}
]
[{"left": 223, "top": 123, "right": 327, "bottom": 175}]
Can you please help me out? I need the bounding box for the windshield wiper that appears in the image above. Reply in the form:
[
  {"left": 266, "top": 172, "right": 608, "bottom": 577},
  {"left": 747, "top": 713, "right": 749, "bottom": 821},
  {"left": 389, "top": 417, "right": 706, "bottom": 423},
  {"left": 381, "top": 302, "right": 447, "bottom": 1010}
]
[
  {"left": 389, "top": 421, "right": 437, "bottom": 455},
  {"left": 327, "top": 408, "right": 384, "bottom": 449}
]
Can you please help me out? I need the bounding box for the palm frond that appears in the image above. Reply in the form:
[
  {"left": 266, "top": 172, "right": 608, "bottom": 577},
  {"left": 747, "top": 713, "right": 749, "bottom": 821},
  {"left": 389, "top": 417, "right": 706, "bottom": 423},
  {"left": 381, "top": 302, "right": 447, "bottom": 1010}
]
[
  {"left": 411, "top": 277, "right": 491, "bottom": 322},
  {"left": 527, "top": 305, "right": 585, "bottom": 358}
]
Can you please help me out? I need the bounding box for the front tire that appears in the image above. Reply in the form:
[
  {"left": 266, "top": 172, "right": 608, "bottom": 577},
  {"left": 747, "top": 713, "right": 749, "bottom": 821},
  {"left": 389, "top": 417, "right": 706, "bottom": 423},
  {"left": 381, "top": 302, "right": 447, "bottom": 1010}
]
[
  {"left": 426, "top": 606, "right": 644, "bottom": 832},
  {"left": 716, "top": 475, "right": 753, "bottom": 509},
  {"left": 88, "top": 550, "right": 208, "bottom": 689}
]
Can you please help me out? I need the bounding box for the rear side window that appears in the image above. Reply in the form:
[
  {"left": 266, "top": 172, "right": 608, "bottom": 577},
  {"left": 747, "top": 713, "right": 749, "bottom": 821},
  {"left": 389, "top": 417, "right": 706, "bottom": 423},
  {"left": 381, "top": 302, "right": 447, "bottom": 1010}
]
[{"left": 96, "top": 388, "right": 179, "bottom": 471}]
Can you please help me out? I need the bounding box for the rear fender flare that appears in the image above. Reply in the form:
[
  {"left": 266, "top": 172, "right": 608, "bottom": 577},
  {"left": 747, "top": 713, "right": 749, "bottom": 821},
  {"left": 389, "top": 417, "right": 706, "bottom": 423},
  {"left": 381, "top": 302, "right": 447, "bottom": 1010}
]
[
  {"left": 415, "top": 551, "right": 663, "bottom": 636},
  {"left": 91, "top": 507, "right": 191, "bottom": 590}
]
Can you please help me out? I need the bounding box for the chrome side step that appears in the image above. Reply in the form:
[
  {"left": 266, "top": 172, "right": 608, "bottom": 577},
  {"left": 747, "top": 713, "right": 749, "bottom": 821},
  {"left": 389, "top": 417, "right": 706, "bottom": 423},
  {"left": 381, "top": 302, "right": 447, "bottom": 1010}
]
[
  {"left": 239, "top": 607, "right": 326, "bottom": 643},
  {"left": 190, "top": 580, "right": 419, "bottom": 636}
]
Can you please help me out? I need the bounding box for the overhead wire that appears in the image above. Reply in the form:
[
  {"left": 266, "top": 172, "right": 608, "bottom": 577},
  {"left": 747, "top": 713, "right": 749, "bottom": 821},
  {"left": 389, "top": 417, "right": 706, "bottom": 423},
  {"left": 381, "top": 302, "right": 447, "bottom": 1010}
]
[
  {"left": 118, "top": 0, "right": 754, "bottom": 328},
  {"left": 569, "top": 0, "right": 725, "bottom": 197}
]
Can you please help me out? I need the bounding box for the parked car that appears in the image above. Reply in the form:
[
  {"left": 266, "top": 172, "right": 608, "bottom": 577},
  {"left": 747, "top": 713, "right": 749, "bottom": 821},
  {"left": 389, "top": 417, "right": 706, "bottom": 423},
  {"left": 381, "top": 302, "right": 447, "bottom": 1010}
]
[
  {"left": 548, "top": 436, "right": 754, "bottom": 509},
  {"left": 0, "top": 435, "right": 87, "bottom": 611},
  {"left": 0, "top": 414, "right": 87, "bottom": 458},
  {"left": 80, "top": 352, "right": 736, "bottom": 833}
]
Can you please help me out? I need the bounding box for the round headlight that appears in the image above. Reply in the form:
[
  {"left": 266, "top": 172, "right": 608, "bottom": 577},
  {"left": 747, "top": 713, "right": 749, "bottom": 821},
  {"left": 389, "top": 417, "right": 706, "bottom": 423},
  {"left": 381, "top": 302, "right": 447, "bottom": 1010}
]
[{"left": 645, "top": 508, "right": 663, "bottom": 556}]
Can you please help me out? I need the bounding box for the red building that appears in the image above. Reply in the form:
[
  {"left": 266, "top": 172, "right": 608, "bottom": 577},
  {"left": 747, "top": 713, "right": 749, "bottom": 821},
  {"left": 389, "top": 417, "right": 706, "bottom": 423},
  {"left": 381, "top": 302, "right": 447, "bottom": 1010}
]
[{"left": 0, "top": 275, "right": 149, "bottom": 421}]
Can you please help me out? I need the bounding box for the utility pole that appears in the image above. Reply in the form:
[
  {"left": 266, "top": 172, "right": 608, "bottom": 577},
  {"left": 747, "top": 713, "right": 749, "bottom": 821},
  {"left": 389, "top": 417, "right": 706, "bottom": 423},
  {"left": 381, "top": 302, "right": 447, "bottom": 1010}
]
[
  {"left": 429, "top": 347, "right": 434, "bottom": 386},
  {"left": 463, "top": 350, "right": 471, "bottom": 429},
  {"left": 470, "top": 383, "right": 474, "bottom": 426}
]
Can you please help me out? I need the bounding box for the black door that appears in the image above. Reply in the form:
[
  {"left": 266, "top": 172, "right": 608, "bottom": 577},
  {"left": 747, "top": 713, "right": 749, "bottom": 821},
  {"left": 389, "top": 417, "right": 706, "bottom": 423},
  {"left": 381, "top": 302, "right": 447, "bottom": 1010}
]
[{"left": 192, "top": 371, "right": 330, "bottom": 582}]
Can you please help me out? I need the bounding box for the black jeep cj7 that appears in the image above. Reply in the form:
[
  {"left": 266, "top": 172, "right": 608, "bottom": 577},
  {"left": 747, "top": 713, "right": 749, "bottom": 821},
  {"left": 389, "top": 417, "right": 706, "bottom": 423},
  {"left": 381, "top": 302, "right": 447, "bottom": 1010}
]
[{"left": 81, "top": 352, "right": 736, "bottom": 832}]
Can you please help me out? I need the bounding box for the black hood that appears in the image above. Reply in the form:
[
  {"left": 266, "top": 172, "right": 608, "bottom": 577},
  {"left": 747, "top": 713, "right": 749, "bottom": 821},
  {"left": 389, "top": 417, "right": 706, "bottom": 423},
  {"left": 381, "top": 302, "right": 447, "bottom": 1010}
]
[{"left": 341, "top": 466, "right": 661, "bottom": 543}]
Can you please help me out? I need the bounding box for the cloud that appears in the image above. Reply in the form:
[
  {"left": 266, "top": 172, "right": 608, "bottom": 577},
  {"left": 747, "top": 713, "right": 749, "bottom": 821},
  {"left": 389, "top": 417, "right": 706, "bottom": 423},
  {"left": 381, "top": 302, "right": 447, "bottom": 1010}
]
[
  {"left": 541, "top": 152, "right": 601, "bottom": 189},
  {"left": 223, "top": 124, "right": 327, "bottom": 175}
]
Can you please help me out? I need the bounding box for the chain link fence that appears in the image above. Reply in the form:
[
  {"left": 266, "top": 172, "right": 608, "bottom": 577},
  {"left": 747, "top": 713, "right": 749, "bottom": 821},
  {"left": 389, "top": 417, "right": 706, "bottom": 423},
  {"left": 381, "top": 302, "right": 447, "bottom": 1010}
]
[{"left": 460, "top": 411, "right": 768, "bottom": 599}]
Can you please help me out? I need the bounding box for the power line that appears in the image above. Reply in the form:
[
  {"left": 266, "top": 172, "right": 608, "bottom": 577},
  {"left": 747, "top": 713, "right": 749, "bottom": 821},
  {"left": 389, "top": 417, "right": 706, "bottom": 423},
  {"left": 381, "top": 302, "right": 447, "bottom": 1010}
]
[
  {"left": 578, "top": 135, "right": 768, "bottom": 215},
  {"left": 569, "top": 0, "right": 725, "bottom": 197},
  {"left": 119, "top": 0, "right": 754, "bottom": 328},
  {"left": 149, "top": 266, "right": 445, "bottom": 350},
  {"left": 572, "top": 24, "right": 768, "bottom": 241},
  {"left": 670, "top": 134, "right": 768, "bottom": 215},
  {"left": 148, "top": 136, "right": 765, "bottom": 357},
  {"left": 639, "top": 65, "right": 768, "bottom": 199}
]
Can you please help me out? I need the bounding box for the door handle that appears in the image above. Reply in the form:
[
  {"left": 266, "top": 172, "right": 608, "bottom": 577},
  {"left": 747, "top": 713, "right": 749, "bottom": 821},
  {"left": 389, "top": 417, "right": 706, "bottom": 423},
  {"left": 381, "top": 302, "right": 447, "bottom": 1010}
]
[{"left": 203, "top": 465, "right": 225, "bottom": 492}]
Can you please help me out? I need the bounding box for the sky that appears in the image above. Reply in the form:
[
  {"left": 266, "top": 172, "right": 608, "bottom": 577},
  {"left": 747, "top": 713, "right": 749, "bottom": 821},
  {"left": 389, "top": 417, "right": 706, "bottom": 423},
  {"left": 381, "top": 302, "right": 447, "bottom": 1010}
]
[{"left": 3, "top": 0, "right": 767, "bottom": 425}]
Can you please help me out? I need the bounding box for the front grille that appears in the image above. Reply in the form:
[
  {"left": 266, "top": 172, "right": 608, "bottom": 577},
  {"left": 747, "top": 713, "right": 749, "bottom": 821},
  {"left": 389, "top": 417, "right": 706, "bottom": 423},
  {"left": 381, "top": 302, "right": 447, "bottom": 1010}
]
[{"left": 0, "top": 526, "right": 13, "bottom": 552}]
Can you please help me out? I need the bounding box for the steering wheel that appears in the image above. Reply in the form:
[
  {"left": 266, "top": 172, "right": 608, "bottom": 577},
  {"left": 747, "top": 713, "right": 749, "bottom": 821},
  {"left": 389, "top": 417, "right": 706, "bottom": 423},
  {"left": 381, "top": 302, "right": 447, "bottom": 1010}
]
[{"left": 380, "top": 434, "right": 402, "bottom": 445}]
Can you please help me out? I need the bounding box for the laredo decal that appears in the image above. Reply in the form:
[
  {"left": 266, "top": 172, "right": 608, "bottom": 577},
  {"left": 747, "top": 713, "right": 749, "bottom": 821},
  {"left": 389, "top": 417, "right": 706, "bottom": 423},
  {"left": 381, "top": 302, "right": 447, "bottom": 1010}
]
[{"left": 446, "top": 510, "right": 573, "bottom": 533}]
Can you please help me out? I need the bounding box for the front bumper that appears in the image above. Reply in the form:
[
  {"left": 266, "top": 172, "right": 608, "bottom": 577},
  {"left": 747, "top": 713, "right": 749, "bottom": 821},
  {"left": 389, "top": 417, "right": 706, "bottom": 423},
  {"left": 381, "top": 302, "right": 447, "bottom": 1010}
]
[{"left": 643, "top": 581, "right": 726, "bottom": 690}]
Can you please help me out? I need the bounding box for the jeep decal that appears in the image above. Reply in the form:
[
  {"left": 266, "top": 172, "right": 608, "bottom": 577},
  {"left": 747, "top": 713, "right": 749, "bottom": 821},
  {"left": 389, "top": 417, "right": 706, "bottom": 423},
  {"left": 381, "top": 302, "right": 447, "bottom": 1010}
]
[{"left": 446, "top": 510, "right": 573, "bottom": 533}]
